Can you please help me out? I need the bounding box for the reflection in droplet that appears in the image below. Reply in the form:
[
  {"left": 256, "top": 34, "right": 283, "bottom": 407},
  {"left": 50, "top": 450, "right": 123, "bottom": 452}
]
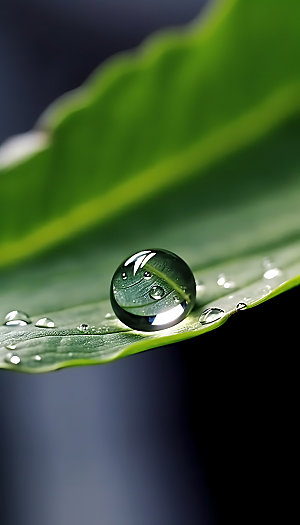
[
  {"left": 217, "top": 274, "right": 236, "bottom": 289},
  {"left": 5, "top": 353, "right": 21, "bottom": 365},
  {"left": 4, "top": 310, "right": 31, "bottom": 326},
  {"left": 35, "top": 317, "right": 55, "bottom": 328},
  {"left": 149, "top": 286, "right": 165, "bottom": 300},
  {"left": 236, "top": 302, "right": 247, "bottom": 311},
  {"left": 199, "top": 307, "right": 224, "bottom": 324},
  {"left": 77, "top": 323, "right": 89, "bottom": 332}
]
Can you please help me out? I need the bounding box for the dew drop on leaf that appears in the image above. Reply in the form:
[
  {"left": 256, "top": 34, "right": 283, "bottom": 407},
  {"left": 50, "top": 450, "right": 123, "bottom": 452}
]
[
  {"left": 4, "top": 310, "right": 31, "bottom": 326},
  {"left": 236, "top": 302, "right": 247, "bottom": 311},
  {"left": 199, "top": 307, "right": 224, "bottom": 324},
  {"left": 263, "top": 267, "right": 282, "bottom": 280},
  {"left": 35, "top": 317, "right": 55, "bottom": 328},
  {"left": 110, "top": 249, "right": 196, "bottom": 331},
  {"left": 5, "top": 343, "right": 16, "bottom": 350},
  {"left": 149, "top": 286, "right": 165, "bottom": 300},
  {"left": 217, "top": 273, "right": 236, "bottom": 289},
  {"left": 77, "top": 323, "right": 89, "bottom": 332},
  {"left": 5, "top": 353, "right": 21, "bottom": 365}
]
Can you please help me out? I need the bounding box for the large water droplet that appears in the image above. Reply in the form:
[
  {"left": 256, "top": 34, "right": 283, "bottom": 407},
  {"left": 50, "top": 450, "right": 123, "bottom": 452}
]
[
  {"left": 110, "top": 249, "right": 196, "bottom": 331},
  {"left": 35, "top": 317, "right": 55, "bottom": 328},
  {"left": 4, "top": 310, "right": 31, "bottom": 326},
  {"left": 5, "top": 353, "right": 21, "bottom": 365},
  {"left": 199, "top": 307, "right": 224, "bottom": 324},
  {"left": 149, "top": 286, "right": 165, "bottom": 300}
]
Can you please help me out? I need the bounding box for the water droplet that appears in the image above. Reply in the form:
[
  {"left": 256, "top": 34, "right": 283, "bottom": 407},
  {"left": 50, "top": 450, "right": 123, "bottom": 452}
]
[
  {"left": 149, "top": 286, "right": 165, "bottom": 300},
  {"left": 110, "top": 249, "right": 196, "bottom": 331},
  {"left": 199, "top": 307, "right": 224, "bottom": 324},
  {"left": 217, "top": 274, "right": 235, "bottom": 289},
  {"left": 236, "top": 302, "right": 247, "bottom": 311},
  {"left": 77, "top": 323, "right": 89, "bottom": 332},
  {"left": 4, "top": 310, "right": 31, "bottom": 326},
  {"left": 5, "top": 343, "right": 16, "bottom": 350},
  {"left": 105, "top": 313, "right": 112, "bottom": 319},
  {"left": 68, "top": 352, "right": 73, "bottom": 357},
  {"left": 263, "top": 267, "right": 282, "bottom": 280},
  {"left": 5, "top": 353, "right": 21, "bottom": 365},
  {"left": 34, "top": 355, "right": 41, "bottom": 361},
  {"left": 35, "top": 317, "right": 55, "bottom": 328},
  {"left": 122, "top": 272, "right": 127, "bottom": 280}
]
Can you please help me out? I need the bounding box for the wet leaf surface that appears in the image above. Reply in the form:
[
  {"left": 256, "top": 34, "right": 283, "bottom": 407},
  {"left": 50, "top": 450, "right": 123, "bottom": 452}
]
[{"left": 0, "top": 0, "right": 299, "bottom": 372}]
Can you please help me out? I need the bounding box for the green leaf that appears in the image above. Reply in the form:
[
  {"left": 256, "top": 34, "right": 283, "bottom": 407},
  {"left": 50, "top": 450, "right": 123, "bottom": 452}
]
[{"left": 0, "top": 0, "right": 299, "bottom": 372}]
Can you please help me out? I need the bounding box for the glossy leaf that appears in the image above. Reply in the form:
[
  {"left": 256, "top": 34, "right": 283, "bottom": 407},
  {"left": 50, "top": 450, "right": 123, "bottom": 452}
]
[{"left": 0, "top": 0, "right": 299, "bottom": 372}]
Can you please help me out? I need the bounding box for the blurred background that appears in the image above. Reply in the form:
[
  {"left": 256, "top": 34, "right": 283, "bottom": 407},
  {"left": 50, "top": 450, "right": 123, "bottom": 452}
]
[{"left": 0, "top": 1, "right": 297, "bottom": 524}]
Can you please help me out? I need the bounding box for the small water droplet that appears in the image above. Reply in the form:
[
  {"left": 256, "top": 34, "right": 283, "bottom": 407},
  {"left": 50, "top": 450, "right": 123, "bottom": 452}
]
[
  {"left": 174, "top": 295, "right": 180, "bottom": 303},
  {"left": 5, "top": 343, "right": 16, "bottom": 350},
  {"left": 149, "top": 286, "right": 165, "bottom": 300},
  {"left": 35, "top": 317, "right": 55, "bottom": 328},
  {"left": 263, "top": 267, "right": 282, "bottom": 280},
  {"left": 77, "top": 323, "right": 89, "bottom": 332},
  {"left": 34, "top": 355, "right": 41, "bottom": 361},
  {"left": 105, "top": 313, "right": 112, "bottom": 319},
  {"left": 199, "top": 307, "right": 224, "bottom": 324},
  {"left": 217, "top": 274, "right": 235, "bottom": 289},
  {"left": 68, "top": 352, "right": 73, "bottom": 357},
  {"left": 4, "top": 310, "right": 31, "bottom": 326},
  {"left": 122, "top": 272, "right": 127, "bottom": 280},
  {"left": 5, "top": 353, "right": 21, "bottom": 365},
  {"left": 144, "top": 271, "right": 151, "bottom": 280},
  {"left": 236, "top": 302, "right": 247, "bottom": 311}
]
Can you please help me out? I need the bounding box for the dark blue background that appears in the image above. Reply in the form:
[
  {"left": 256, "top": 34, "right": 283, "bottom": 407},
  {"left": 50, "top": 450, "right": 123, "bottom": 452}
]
[{"left": 0, "top": 1, "right": 297, "bottom": 524}]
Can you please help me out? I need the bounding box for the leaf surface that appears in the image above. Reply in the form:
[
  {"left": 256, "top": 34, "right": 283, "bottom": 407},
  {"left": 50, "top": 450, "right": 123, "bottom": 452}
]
[{"left": 0, "top": 0, "right": 299, "bottom": 372}]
